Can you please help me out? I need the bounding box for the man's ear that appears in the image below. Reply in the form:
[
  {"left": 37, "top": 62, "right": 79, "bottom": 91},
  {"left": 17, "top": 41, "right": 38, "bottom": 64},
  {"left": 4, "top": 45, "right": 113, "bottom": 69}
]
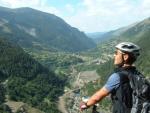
[{"left": 123, "top": 54, "right": 129, "bottom": 61}]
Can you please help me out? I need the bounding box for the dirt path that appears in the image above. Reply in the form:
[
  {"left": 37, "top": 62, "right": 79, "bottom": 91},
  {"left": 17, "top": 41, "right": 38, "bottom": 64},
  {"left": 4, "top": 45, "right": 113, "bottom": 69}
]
[
  {"left": 58, "top": 70, "right": 100, "bottom": 113},
  {"left": 5, "top": 101, "right": 44, "bottom": 113},
  {"left": 58, "top": 95, "right": 68, "bottom": 113},
  {"left": 5, "top": 101, "right": 24, "bottom": 113}
]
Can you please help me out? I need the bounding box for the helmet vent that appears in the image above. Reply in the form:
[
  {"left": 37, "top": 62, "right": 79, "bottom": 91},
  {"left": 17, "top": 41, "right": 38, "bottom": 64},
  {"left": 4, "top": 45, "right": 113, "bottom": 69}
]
[{"left": 122, "top": 45, "right": 134, "bottom": 49}]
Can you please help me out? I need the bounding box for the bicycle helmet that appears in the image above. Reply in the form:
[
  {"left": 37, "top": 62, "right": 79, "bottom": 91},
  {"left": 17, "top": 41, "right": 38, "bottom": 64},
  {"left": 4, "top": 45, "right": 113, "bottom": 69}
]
[{"left": 115, "top": 42, "right": 140, "bottom": 57}]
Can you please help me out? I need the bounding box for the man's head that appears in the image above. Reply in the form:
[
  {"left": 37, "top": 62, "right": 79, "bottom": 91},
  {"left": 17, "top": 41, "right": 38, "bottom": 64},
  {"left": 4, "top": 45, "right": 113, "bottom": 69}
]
[{"left": 114, "top": 42, "right": 140, "bottom": 67}]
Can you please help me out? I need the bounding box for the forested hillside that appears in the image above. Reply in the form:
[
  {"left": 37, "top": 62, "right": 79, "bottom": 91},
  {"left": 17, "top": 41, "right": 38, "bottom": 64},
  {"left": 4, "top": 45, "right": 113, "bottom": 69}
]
[
  {"left": 0, "top": 6, "right": 96, "bottom": 52},
  {"left": 136, "top": 31, "right": 150, "bottom": 75},
  {"left": 0, "top": 37, "right": 66, "bottom": 113}
]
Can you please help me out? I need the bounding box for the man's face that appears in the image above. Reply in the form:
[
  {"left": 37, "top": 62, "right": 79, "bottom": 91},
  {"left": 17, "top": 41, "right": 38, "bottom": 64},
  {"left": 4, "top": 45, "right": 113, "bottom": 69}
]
[{"left": 114, "top": 49, "right": 124, "bottom": 65}]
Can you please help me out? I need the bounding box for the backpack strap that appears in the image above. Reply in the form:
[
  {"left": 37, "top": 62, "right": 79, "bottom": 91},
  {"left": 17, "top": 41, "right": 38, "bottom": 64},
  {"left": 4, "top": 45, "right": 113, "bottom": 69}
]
[
  {"left": 114, "top": 67, "right": 138, "bottom": 90},
  {"left": 111, "top": 68, "right": 133, "bottom": 111},
  {"left": 118, "top": 68, "right": 142, "bottom": 98}
]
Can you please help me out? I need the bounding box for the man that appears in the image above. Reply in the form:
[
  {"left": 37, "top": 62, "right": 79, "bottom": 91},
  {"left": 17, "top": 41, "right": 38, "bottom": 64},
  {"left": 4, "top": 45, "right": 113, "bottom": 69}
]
[{"left": 80, "top": 42, "right": 141, "bottom": 113}]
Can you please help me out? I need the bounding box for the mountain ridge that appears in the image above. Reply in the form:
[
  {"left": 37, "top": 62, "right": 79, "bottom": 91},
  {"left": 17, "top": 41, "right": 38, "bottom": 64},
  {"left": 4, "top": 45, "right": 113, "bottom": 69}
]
[
  {"left": 90, "top": 17, "right": 150, "bottom": 43},
  {"left": 0, "top": 6, "right": 96, "bottom": 52}
]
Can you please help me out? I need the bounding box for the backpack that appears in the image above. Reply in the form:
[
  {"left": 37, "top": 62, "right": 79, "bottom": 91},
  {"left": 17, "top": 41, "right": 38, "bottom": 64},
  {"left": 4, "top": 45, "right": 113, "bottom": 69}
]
[{"left": 119, "top": 69, "right": 150, "bottom": 113}]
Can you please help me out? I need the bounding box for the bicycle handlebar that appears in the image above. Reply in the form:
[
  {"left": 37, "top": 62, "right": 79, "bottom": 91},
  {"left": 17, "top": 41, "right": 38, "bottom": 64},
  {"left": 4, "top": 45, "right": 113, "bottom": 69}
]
[
  {"left": 81, "top": 96, "right": 100, "bottom": 113},
  {"left": 82, "top": 96, "right": 99, "bottom": 107}
]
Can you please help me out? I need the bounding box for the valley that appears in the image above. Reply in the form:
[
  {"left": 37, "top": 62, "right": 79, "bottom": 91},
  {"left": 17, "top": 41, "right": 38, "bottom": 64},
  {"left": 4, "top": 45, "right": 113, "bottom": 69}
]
[
  {"left": 27, "top": 49, "right": 112, "bottom": 113},
  {"left": 0, "top": 6, "right": 149, "bottom": 113}
]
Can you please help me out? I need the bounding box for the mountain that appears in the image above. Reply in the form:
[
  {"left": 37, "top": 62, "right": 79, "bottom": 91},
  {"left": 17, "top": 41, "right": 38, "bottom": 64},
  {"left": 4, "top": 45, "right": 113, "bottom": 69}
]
[
  {"left": 87, "top": 28, "right": 125, "bottom": 44},
  {"left": 86, "top": 32, "right": 107, "bottom": 43},
  {"left": 0, "top": 6, "right": 96, "bottom": 52},
  {"left": 86, "top": 32, "right": 105, "bottom": 39},
  {"left": 119, "top": 17, "right": 150, "bottom": 40},
  {"left": 93, "top": 17, "right": 150, "bottom": 43},
  {"left": 0, "top": 37, "right": 66, "bottom": 113}
]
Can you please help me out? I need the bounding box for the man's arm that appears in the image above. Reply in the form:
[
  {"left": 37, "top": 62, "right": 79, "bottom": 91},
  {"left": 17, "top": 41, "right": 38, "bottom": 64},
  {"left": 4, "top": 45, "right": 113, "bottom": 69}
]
[
  {"left": 86, "top": 87, "right": 109, "bottom": 107},
  {"left": 80, "top": 73, "right": 120, "bottom": 110}
]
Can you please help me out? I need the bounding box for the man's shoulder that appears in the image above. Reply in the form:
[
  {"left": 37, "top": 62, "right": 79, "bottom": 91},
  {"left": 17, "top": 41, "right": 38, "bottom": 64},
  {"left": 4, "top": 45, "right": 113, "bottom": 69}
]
[
  {"left": 109, "top": 73, "right": 120, "bottom": 79},
  {"left": 104, "top": 73, "right": 120, "bottom": 92},
  {"left": 107, "top": 73, "right": 120, "bottom": 83}
]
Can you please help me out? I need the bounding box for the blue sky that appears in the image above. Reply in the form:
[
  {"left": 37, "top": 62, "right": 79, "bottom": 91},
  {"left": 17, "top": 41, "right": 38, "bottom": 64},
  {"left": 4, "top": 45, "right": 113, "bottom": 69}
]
[
  {"left": 47, "top": 0, "right": 81, "bottom": 8},
  {"left": 0, "top": 0, "right": 150, "bottom": 33}
]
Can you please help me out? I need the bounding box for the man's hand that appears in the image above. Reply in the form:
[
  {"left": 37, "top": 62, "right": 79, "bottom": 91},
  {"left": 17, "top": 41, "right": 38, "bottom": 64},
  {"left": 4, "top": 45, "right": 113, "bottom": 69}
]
[{"left": 80, "top": 102, "right": 88, "bottom": 111}]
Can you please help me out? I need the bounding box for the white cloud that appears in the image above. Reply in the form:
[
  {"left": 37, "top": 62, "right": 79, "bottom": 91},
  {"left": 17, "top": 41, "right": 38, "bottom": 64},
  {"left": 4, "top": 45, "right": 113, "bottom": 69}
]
[
  {"left": 0, "top": 0, "right": 61, "bottom": 15},
  {"left": 0, "top": 0, "right": 41, "bottom": 8},
  {"left": 82, "top": 0, "right": 130, "bottom": 16},
  {"left": 142, "top": 0, "right": 150, "bottom": 8},
  {"left": 65, "top": 4, "right": 75, "bottom": 14},
  {"left": 63, "top": 0, "right": 132, "bottom": 32},
  {"left": 140, "top": 0, "right": 150, "bottom": 16},
  {"left": 64, "top": 0, "right": 150, "bottom": 32}
]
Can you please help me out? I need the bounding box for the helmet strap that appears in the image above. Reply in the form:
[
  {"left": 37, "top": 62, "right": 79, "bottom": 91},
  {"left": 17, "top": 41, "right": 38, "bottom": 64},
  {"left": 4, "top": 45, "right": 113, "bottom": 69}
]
[{"left": 116, "top": 54, "right": 125, "bottom": 67}]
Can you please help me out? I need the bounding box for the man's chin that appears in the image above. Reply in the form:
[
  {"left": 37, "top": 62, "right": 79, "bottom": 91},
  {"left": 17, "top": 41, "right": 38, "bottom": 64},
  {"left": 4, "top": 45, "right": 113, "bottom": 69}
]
[{"left": 114, "top": 63, "right": 123, "bottom": 67}]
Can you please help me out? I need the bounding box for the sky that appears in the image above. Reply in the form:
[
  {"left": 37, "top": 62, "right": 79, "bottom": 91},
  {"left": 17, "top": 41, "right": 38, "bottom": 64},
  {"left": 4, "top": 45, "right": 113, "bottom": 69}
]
[{"left": 0, "top": 0, "right": 150, "bottom": 33}]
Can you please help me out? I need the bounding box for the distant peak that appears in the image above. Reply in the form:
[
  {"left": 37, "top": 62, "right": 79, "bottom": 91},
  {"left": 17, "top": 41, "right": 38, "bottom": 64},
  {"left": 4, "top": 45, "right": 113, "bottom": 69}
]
[
  {"left": 0, "top": 6, "right": 12, "bottom": 11},
  {"left": 13, "top": 7, "right": 37, "bottom": 12}
]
